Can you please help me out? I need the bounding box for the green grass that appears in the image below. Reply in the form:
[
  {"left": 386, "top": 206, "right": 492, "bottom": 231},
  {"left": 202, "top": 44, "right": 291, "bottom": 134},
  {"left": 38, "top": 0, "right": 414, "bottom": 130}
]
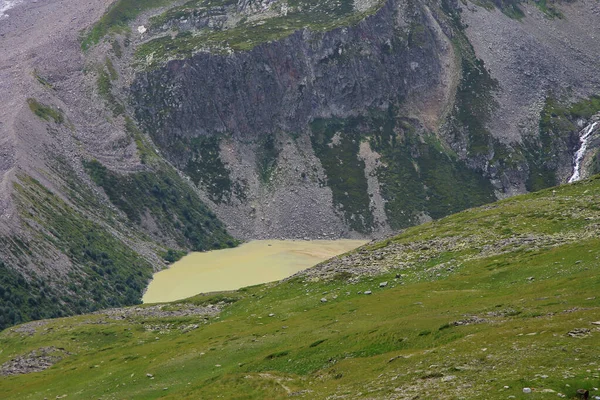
[
  {"left": 27, "top": 98, "right": 64, "bottom": 124},
  {"left": 2, "top": 174, "right": 600, "bottom": 398}
]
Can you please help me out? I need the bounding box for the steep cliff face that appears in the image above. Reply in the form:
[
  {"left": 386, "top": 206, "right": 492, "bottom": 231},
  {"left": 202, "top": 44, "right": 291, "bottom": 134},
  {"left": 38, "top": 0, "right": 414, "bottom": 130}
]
[
  {"left": 130, "top": 0, "right": 496, "bottom": 236},
  {"left": 128, "top": 0, "right": 600, "bottom": 238},
  {"left": 133, "top": 0, "right": 449, "bottom": 141}
]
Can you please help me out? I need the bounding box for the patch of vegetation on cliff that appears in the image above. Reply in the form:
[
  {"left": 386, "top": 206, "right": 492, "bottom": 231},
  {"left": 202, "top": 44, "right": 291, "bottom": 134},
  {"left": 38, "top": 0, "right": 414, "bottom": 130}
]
[
  {"left": 83, "top": 159, "right": 236, "bottom": 250},
  {"left": 148, "top": 0, "right": 237, "bottom": 29},
  {"left": 183, "top": 136, "right": 245, "bottom": 204},
  {"left": 32, "top": 70, "right": 54, "bottom": 90},
  {"left": 2, "top": 175, "right": 600, "bottom": 398},
  {"left": 590, "top": 149, "right": 600, "bottom": 176},
  {"left": 27, "top": 98, "right": 64, "bottom": 124},
  {"left": 475, "top": 0, "right": 525, "bottom": 20},
  {"left": 532, "top": 0, "right": 564, "bottom": 19},
  {"left": 135, "top": 0, "right": 383, "bottom": 68},
  {"left": 13, "top": 175, "right": 154, "bottom": 315},
  {"left": 124, "top": 116, "right": 157, "bottom": 164},
  {"left": 310, "top": 117, "right": 373, "bottom": 233},
  {"left": 97, "top": 60, "right": 125, "bottom": 117},
  {"left": 367, "top": 110, "right": 496, "bottom": 229},
  {"left": 441, "top": 4, "right": 525, "bottom": 189},
  {"left": 256, "top": 134, "right": 280, "bottom": 184},
  {"left": 475, "top": 0, "right": 564, "bottom": 20},
  {"left": 311, "top": 108, "right": 496, "bottom": 232},
  {"left": 525, "top": 95, "right": 600, "bottom": 191},
  {"left": 446, "top": 37, "right": 499, "bottom": 159},
  {"left": 80, "top": 0, "right": 176, "bottom": 50}
]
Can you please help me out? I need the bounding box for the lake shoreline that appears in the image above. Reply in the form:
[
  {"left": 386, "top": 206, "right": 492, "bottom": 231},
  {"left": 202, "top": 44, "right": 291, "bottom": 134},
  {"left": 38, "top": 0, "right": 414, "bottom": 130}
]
[{"left": 143, "top": 239, "right": 367, "bottom": 304}]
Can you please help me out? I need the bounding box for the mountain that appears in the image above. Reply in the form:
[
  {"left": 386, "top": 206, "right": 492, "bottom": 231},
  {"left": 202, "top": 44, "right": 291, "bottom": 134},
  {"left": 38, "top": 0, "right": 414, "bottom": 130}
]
[
  {"left": 1, "top": 173, "right": 599, "bottom": 398},
  {"left": 0, "top": 0, "right": 599, "bottom": 327}
]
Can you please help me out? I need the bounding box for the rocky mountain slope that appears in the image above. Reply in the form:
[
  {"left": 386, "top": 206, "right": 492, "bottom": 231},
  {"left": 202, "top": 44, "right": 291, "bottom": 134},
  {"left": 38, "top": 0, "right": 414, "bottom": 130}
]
[
  {"left": 0, "top": 0, "right": 599, "bottom": 328},
  {"left": 1, "top": 173, "right": 600, "bottom": 399}
]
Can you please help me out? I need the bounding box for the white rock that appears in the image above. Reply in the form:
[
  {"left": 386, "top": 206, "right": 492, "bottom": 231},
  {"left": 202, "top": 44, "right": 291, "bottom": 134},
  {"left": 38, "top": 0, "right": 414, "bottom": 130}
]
[
  {"left": 523, "top": 387, "right": 532, "bottom": 394},
  {"left": 137, "top": 25, "right": 147, "bottom": 34},
  {"left": 320, "top": 298, "right": 328, "bottom": 303},
  {"left": 364, "top": 290, "right": 372, "bottom": 295},
  {"left": 379, "top": 281, "right": 388, "bottom": 287}
]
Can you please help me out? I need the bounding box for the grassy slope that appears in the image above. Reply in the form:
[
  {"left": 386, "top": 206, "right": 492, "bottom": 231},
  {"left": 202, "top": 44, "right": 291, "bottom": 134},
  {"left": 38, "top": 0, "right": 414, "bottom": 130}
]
[{"left": 2, "top": 177, "right": 600, "bottom": 398}]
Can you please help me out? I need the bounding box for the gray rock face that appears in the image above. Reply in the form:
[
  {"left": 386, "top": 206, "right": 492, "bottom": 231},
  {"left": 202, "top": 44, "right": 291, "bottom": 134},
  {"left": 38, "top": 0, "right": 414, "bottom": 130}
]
[
  {"left": 133, "top": 0, "right": 449, "bottom": 145},
  {"left": 132, "top": 0, "right": 459, "bottom": 238}
]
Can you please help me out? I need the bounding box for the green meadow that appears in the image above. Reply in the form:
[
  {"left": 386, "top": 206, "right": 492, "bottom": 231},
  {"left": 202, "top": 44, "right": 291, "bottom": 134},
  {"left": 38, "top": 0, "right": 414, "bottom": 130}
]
[{"left": 1, "top": 176, "right": 600, "bottom": 399}]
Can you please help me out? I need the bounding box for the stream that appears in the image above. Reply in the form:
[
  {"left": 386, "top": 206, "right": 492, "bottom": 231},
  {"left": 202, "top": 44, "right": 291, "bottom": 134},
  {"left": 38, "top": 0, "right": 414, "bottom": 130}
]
[{"left": 568, "top": 121, "right": 599, "bottom": 183}]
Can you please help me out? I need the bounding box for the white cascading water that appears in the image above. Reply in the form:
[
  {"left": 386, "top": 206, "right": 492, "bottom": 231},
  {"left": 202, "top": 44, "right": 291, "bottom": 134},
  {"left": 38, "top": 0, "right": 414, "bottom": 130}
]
[{"left": 568, "top": 121, "right": 599, "bottom": 183}]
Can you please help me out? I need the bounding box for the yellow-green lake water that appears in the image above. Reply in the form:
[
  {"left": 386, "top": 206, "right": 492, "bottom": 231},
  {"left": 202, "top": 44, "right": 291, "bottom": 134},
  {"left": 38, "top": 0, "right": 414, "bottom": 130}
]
[{"left": 142, "top": 239, "right": 367, "bottom": 303}]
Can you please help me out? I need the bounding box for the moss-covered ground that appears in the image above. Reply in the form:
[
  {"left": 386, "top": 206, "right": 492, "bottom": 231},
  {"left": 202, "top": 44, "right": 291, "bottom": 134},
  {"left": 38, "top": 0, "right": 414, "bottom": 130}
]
[{"left": 2, "top": 175, "right": 600, "bottom": 398}]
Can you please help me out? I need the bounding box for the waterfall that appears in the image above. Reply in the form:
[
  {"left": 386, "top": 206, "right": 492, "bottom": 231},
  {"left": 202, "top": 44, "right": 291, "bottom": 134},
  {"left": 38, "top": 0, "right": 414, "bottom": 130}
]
[{"left": 568, "top": 121, "right": 599, "bottom": 183}]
